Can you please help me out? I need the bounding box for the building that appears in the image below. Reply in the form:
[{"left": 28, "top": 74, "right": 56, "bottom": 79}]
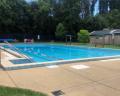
[{"left": 90, "top": 29, "right": 120, "bottom": 45}]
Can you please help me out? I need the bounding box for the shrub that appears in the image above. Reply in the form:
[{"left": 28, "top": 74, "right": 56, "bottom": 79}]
[{"left": 77, "top": 29, "right": 89, "bottom": 43}]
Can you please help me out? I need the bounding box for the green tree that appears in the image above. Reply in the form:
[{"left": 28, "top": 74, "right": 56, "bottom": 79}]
[
  {"left": 0, "top": 0, "right": 29, "bottom": 33},
  {"left": 106, "top": 9, "right": 120, "bottom": 28},
  {"left": 55, "top": 23, "right": 66, "bottom": 40},
  {"left": 77, "top": 29, "right": 89, "bottom": 43},
  {"left": 99, "top": 0, "right": 109, "bottom": 14},
  {"left": 109, "top": 0, "right": 120, "bottom": 12},
  {"left": 0, "top": 0, "right": 120, "bottom": 42}
]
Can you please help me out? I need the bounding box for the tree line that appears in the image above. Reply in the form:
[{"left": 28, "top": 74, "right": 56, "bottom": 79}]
[{"left": 0, "top": 0, "right": 120, "bottom": 41}]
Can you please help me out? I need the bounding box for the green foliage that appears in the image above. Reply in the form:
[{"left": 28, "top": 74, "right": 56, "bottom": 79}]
[
  {"left": 105, "top": 9, "right": 120, "bottom": 28},
  {"left": 0, "top": 0, "right": 120, "bottom": 41},
  {"left": 0, "top": 86, "right": 47, "bottom": 96},
  {"left": 77, "top": 29, "right": 89, "bottom": 43},
  {"left": 55, "top": 23, "right": 66, "bottom": 40},
  {"left": 38, "top": 0, "right": 50, "bottom": 12},
  {"left": 99, "top": 0, "right": 109, "bottom": 14}
]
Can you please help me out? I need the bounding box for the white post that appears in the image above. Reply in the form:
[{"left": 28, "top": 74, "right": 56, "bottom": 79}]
[{"left": 37, "top": 35, "right": 40, "bottom": 40}]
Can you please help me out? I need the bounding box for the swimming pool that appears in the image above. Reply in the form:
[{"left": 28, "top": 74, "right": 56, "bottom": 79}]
[{"left": 5, "top": 43, "right": 120, "bottom": 63}]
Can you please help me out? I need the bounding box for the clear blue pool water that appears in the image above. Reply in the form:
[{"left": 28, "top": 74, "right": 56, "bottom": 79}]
[{"left": 4, "top": 44, "right": 120, "bottom": 63}]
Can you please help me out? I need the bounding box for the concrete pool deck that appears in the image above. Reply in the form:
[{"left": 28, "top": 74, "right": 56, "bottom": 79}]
[{"left": 1, "top": 59, "right": 120, "bottom": 96}]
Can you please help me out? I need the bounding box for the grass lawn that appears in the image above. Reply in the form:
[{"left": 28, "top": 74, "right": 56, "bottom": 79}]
[{"left": 0, "top": 86, "right": 47, "bottom": 96}]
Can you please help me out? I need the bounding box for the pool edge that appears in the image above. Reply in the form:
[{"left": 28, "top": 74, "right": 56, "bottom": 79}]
[{"left": 3, "top": 55, "right": 120, "bottom": 70}]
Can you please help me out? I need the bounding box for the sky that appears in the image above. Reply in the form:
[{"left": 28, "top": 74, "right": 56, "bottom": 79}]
[
  {"left": 26, "top": 0, "right": 30, "bottom": 2},
  {"left": 94, "top": 0, "right": 99, "bottom": 15},
  {"left": 26, "top": 0, "right": 32, "bottom": 2},
  {"left": 26, "top": 0, "right": 36, "bottom": 2}
]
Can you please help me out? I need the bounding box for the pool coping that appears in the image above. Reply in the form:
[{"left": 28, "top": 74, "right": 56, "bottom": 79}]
[
  {"left": 1, "top": 44, "right": 120, "bottom": 70},
  {"left": 2, "top": 55, "right": 120, "bottom": 70}
]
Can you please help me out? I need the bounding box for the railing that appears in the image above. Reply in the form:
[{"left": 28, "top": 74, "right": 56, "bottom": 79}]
[{"left": 3, "top": 41, "right": 33, "bottom": 63}]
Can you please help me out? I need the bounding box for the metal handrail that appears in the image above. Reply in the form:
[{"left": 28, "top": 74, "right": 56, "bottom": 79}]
[{"left": 4, "top": 41, "right": 33, "bottom": 63}]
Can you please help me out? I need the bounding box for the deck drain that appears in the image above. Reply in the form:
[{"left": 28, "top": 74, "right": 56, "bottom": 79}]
[{"left": 52, "top": 90, "right": 65, "bottom": 96}]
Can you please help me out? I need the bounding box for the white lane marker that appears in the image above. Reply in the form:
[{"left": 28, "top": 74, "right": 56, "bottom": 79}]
[
  {"left": 46, "top": 65, "right": 59, "bottom": 69},
  {"left": 71, "top": 65, "right": 90, "bottom": 70}
]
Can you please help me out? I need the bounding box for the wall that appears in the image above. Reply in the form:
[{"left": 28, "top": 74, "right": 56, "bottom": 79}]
[
  {"left": 114, "top": 35, "right": 120, "bottom": 45},
  {"left": 90, "top": 35, "right": 113, "bottom": 45},
  {"left": 90, "top": 36, "right": 104, "bottom": 45},
  {"left": 90, "top": 35, "right": 120, "bottom": 45}
]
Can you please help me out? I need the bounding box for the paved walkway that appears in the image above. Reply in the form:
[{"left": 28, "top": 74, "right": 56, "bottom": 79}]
[{"left": 1, "top": 59, "right": 120, "bottom": 96}]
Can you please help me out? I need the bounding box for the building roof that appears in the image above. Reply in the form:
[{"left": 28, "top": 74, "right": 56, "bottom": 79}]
[
  {"left": 90, "top": 29, "right": 120, "bottom": 36},
  {"left": 114, "top": 29, "right": 120, "bottom": 34}
]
